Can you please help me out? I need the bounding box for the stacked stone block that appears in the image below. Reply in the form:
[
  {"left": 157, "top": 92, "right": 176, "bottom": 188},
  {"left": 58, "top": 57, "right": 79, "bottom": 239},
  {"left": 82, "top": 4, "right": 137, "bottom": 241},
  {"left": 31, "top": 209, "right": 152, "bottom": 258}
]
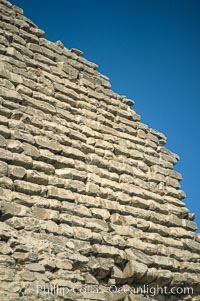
[{"left": 0, "top": 0, "right": 200, "bottom": 300}]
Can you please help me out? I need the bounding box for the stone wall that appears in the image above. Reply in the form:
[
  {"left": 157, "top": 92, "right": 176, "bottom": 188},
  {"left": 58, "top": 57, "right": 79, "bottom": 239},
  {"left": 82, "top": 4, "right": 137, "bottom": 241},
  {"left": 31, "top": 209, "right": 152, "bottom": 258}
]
[{"left": 0, "top": 0, "right": 200, "bottom": 300}]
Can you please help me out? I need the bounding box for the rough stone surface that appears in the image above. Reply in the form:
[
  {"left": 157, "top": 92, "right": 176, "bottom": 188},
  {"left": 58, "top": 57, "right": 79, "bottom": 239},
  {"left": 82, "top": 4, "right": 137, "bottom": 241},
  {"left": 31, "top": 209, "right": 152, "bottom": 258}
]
[{"left": 0, "top": 0, "right": 199, "bottom": 300}]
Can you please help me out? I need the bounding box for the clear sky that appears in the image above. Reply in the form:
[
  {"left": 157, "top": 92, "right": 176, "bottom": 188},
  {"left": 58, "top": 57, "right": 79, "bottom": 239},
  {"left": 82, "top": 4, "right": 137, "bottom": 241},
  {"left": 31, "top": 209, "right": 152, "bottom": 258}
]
[{"left": 11, "top": 0, "right": 200, "bottom": 230}]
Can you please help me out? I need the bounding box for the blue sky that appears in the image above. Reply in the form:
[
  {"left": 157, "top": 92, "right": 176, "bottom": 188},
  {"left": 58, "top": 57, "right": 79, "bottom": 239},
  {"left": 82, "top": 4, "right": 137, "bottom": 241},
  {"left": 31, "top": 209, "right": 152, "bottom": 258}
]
[{"left": 11, "top": 0, "right": 200, "bottom": 230}]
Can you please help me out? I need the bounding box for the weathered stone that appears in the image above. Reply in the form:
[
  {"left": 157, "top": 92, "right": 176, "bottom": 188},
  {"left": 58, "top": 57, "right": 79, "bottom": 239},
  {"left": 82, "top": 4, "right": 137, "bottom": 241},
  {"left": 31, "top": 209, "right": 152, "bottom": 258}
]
[
  {"left": 23, "top": 142, "right": 40, "bottom": 158},
  {"left": 20, "top": 271, "right": 35, "bottom": 281},
  {"left": 0, "top": 201, "right": 28, "bottom": 217},
  {"left": 33, "top": 160, "right": 55, "bottom": 175},
  {"left": 74, "top": 227, "right": 92, "bottom": 240},
  {"left": 16, "top": 84, "right": 32, "bottom": 96},
  {"left": 0, "top": 124, "right": 10, "bottom": 138},
  {"left": 0, "top": 161, "right": 8, "bottom": 177},
  {"left": 58, "top": 224, "right": 74, "bottom": 238},
  {"left": 26, "top": 263, "right": 45, "bottom": 273},
  {"left": 0, "top": 86, "right": 22, "bottom": 101},
  {"left": 12, "top": 153, "right": 32, "bottom": 168},
  {"left": 0, "top": 135, "right": 7, "bottom": 147},
  {"left": 7, "top": 140, "right": 23, "bottom": 153},
  {"left": 48, "top": 186, "right": 75, "bottom": 201},
  {"left": 90, "top": 208, "right": 110, "bottom": 220},
  {"left": 11, "top": 130, "right": 35, "bottom": 144},
  {"left": 34, "top": 135, "right": 62, "bottom": 153},
  {"left": 14, "top": 180, "right": 41, "bottom": 195},
  {"left": 55, "top": 168, "right": 87, "bottom": 181},
  {"left": 123, "top": 260, "right": 148, "bottom": 280},
  {"left": 8, "top": 165, "right": 26, "bottom": 179},
  {"left": 0, "top": 176, "right": 13, "bottom": 189},
  {"left": 25, "top": 170, "right": 48, "bottom": 185},
  {"left": 32, "top": 207, "right": 59, "bottom": 221},
  {"left": 0, "top": 148, "right": 12, "bottom": 163}
]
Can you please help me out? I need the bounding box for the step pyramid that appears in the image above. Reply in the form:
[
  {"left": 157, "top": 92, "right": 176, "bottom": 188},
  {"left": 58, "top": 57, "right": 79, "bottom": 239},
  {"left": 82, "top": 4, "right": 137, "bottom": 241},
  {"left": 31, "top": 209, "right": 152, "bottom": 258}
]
[{"left": 0, "top": 0, "right": 199, "bottom": 300}]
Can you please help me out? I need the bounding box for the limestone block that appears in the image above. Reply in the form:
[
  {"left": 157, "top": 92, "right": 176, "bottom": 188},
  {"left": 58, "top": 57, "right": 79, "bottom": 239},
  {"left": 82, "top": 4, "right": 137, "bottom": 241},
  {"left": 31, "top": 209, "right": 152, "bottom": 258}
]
[
  {"left": 55, "top": 168, "right": 87, "bottom": 181},
  {"left": 0, "top": 222, "right": 14, "bottom": 240},
  {"left": 48, "top": 186, "right": 75, "bottom": 201},
  {"left": 62, "top": 146, "right": 86, "bottom": 160},
  {"left": 0, "top": 61, "right": 11, "bottom": 79},
  {"left": 14, "top": 180, "right": 41, "bottom": 195},
  {"left": 99, "top": 168, "right": 119, "bottom": 182},
  {"left": 101, "top": 178, "right": 117, "bottom": 191},
  {"left": 32, "top": 207, "right": 59, "bottom": 221},
  {"left": 0, "top": 266, "right": 15, "bottom": 283},
  {"left": 54, "top": 83, "right": 80, "bottom": 100},
  {"left": 165, "top": 203, "right": 189, "bottom": 218},
  {"left": 56, "top": 106, "right": 75, "bottom": 122},
  {"left": 90, "top": 208, "right": 110, "bottom": 220},
  {"left": 92, "top": 244, "right": 126, "bottom": 259},
  {"left": 119, "top": 174, "right": 135, "bottom": 184},
  {"left": 41, "top": 220, "right": 58, "bottom": 234},
  {"left": 12, "top": 153, "right": 32, "bottom": 168},
  {"left": 23, "top": 142, "right": 40, "bottom": 158},
  {"left": 7, "top": 139, "right": 23, "bottom": 153},
  {"left": 60, "top": 213, "right": 84, "bottom": 226},
  {"left": 74, "top": 227, "right": 92, "bottom": 240},
  {"left": 35, "top": 136, "right": 62, "bottom": 153},
  {"left": 8, "top": 119, "right": 24, "bottom": 130},
  {"left": 182, "top": 239, "right": 200, "bottom": 253},
  {"left": 38, "top": 149, "right": 57, "bottom": 164},
  {"left": 0, "top": 254, "right": 15, "bottom": 270},
  {"left": 87, "top": 173, "right": 102, "bottom": 186},
  {"left": 86, "top": 182, "right": 100, "bottom": 196},
  {"left": 25, "top": 170, "right": 48, "bottom": 185},
  {"left": 0, "top": 161, "right": 8, "bottom": 177},
  {"left": 42, "top": 120, "right": 69, "bottom": 135},
  {"left": 16, "top": 84, "right": 32, "bottom": 96},
  {"left": 164, "top": 214, "right": 182, "bottom": 227},
  {"left": 123, "top": 260, "right": 148, "bottom": 280},
  {"left": 62, "top": 63, "right": 79, "bottom": 79},
  {"left": 182, "top": 219, "right": 198, "bottom": 231},
  {"left": 0, "top": 176, "right": 13, "bottom": 189},
  {"left": 11, "top": 129, "right": 35, "bottom": 144},
  {"left": 0, "top": 201, "right": 28, "bottom": 217},
  {"left": 165, "top": 186, "right": 180, "bottom": 198},
  {"left": 58, "top": 224, "right": 74, "bottom": 238},
  {"left": 70, "top": 129, "right": 87, "bottom": 143},
  {"left": 0, "top": 86, "right": 22, "bottom": 101},
  {"left": 180, "top": 262, "right": 200, "bottom": 273},
  {"left": 88, "top": 256, "right": 114, "bottom": 272},
  {"left": 152, "top": 255, "right": 180, "bottom": 271},
  {"left": 34, "top": 52, "right": 56, "bottom": 65},
  {"left": 0, "top": 124, "right": 10, "bottom": 138},
  {"left": 22, "top": 94, "right": 56, "bottom": 115},
  {"left": 26, "top": 263, "right": 45, "bottom": 273},
  {"left": 0, "top": 135, "right": 7, "bottom": 147},
  {"left": 20, "top": 271, "right": 35, "bottom": 282},
  {"left": 6, "top": 46, "right": 24, "bottom": 61},
  {"left": 125, "top": 249, "right": 153, "bottom": 266},
  {"left": 33, "top": 160, "right": 55, "bottom": 175},
  {"left": 48, "top": 175, "right": 65, "bottom": 188},
  {"left": 54, "top": 258, "right": 72, "bottom": 270},
  {"left": 8, "top": 165, "right": 26, "bottom": 179},
  {"left": 85, "top": 218, "right": 108, "bottom": 232},
  {"left": 111, "top": 265, "right": 124, "bottom": 279},
  {"left": 0, "top": 242, "right": 12, "bottom": 255},
  {"left": 168, "top": 227, "right": 191, "bottom": 239},
  {"left": 164, "top": 195, "right": 185, "bottom": 208},
  {"left": 128, "top": 238, "right": 158, "bottom": 255}
]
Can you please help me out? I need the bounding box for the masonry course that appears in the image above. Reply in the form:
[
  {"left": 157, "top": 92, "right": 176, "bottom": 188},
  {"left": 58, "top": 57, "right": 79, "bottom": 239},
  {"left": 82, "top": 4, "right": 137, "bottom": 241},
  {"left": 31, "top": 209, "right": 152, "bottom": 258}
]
[{"left": 0, "top": 0, "right": 200, "bottom": 300}]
